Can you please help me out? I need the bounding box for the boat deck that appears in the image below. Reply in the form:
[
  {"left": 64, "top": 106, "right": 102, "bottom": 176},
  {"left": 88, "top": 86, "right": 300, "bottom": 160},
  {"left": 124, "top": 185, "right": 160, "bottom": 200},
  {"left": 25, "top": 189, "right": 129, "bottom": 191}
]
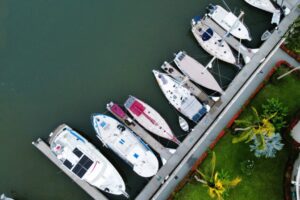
[
  {"left": 202, "top": 16, "right": 255, "bottom": 61},
  {"left": 106, "top": 105, "right": 173, "bottom": 161},
  {"left": 32, "top": 138, "right": 108, "bottom": 200},
  {"left": 161, "top": 62, "right": 215, "bottom": 107}
]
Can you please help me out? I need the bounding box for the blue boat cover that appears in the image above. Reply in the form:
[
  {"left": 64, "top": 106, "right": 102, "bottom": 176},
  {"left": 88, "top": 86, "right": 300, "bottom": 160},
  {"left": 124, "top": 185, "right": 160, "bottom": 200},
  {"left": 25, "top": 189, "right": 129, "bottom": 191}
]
[
  {"left": 202, "top": 28, "right": 213, "bottom": 41},
  {"left": 192, "top": 107, "right": 207, "bottom": 122}
]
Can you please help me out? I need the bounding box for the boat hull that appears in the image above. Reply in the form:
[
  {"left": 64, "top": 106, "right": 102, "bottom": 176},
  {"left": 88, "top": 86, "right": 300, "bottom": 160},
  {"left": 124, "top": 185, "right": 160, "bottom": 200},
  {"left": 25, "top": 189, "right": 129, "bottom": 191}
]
[{"left": 244, "top": 0, "right": 277, "bottom": 13}]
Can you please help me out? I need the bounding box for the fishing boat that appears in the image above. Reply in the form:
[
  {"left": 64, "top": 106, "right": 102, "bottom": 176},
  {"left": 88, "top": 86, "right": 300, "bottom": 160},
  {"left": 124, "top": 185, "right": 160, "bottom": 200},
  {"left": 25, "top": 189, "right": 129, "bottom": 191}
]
[
  {"left": 173, "top": 51, "right": 224, "bottom": 94},
  {"left": 207, "top": 4, "right": 252, "bottom": 41},
  {"left": 178, "top": 116, "right": 189, "bottom": 132},
  {"left": 191, "top": 16, "right": 237, "bottom": 65},
  {"left": 124, "top": 95, "right": 180, "bottom": 144},
  {"left": 153, "top": 70, "right": 210, "bottom": 123},
  {"left": 244, "top": 0, "right": 278, "bottom": 13},
  {"left": 0, "top": 194, "right": 14, "bottom": 200},
  {"left": 92, "top": 114, "right": 159, "bottom": 178},
  {"left": 49, "top": 124, "right": 128, "bottom": 197}
]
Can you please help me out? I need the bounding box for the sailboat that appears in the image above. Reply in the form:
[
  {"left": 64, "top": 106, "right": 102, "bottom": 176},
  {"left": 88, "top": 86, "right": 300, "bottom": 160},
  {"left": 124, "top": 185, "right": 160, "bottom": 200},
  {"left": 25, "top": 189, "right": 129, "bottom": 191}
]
[
  {"left": 244, "top": 0, "right": 278, "bottom": 13},
  {"left": 92, "top": 114, "right": 159, "bottom": 178},
  {"left": 207, "top": 4, "right": 252, "bottom": 41},
  {"left": 124, "top": 95, "right": 180, "bottom": 144},
  {"left": 49, "top": 124, "right": 128, "bottom": 197},
  {"left": 191, "top": 16, "right": 237, "bottom": 65},
  {"left": 173, "top": 51, "right": 224, "bottom": 94},
  {"left": 153, "top": 70, "right": 210, "bottom": 123}
]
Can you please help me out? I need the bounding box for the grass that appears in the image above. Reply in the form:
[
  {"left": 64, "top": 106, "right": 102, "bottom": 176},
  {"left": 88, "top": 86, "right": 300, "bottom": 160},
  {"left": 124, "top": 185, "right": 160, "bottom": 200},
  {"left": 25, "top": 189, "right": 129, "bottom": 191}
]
[{"left": 173, "top": 66, "right": 300, "bottom": 200}]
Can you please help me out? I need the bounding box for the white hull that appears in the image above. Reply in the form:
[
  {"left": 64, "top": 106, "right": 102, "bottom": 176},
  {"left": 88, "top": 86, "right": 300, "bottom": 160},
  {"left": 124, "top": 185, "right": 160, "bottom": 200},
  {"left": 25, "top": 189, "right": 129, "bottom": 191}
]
[
  {"left": 49, "top": 124, "right": 127, "bottom": 196},
  {"left": 174, "top": 51, "right": 223, "bottom": 93},
  {"left": 92, "top": 114, "right": 159, "bottom": 177},
  {"left": 179, "top": 116, "right": 189, "bottom": 132},
  {"left": 191, "top": 17, "right": 236, "bottom": 65},
  {"left": 124, "top": 95, "right": 180, "bottom": 144},
  {"left": 244, "top": 0, "right": 277, "bottom": 13},
  {"left": 207, "top": 5, "right": 251, "bottom": 41},
  {"left": 153, "top": 70, "right": 209, "bottom": 122}
]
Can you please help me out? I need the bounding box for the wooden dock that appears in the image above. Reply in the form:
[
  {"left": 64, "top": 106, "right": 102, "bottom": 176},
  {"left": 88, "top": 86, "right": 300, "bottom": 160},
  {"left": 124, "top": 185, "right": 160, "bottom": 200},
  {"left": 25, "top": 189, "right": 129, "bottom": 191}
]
[
  {"left": 106, "top": 103, "right": 173, "bottom": 160},
  {"left": 201, "top": 15, "right": 256, "bottom": 63},
  {"left": 32, "top": 138, "right": 108, "bottom": 200},
  {"left": 161, "top": 62, "right": 215, "bottom": 107}
]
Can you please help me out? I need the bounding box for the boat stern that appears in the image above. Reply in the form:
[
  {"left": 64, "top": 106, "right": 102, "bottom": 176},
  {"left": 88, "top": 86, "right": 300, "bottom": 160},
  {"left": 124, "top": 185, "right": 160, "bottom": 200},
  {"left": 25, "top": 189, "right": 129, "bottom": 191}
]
[{"left": 192, "top": 106, "right": 208, "bottom": 123}]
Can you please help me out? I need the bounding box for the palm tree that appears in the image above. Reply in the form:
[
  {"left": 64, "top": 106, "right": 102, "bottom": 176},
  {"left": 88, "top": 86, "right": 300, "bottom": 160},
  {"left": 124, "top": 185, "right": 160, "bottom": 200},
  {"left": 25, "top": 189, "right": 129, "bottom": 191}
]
[
  {"left": 232, "top": 107, "right": 276, "bottom": 150},
  {"left": 194, "top": 152, "right": 241, "bottom": 200}
]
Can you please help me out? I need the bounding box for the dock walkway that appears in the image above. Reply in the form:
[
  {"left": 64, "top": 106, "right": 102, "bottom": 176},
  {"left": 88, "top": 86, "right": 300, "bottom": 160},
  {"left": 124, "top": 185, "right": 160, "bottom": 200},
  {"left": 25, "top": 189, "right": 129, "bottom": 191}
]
[
  {"left": 32, "top": 138, "right": 108, "bottom": 200},
  {"left": 135, "top": 5, "right": 300, "bottom": 200},
  {"left": 106, "top": 103, "right": 173, "bottom": 160}
]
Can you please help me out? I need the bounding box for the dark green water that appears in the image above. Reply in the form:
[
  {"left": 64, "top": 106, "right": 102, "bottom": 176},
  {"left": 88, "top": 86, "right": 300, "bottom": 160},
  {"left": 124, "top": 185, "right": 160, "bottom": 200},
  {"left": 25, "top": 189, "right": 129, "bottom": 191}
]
[{"left": 0, "top": 0, "right": 273, "bottom": 199}]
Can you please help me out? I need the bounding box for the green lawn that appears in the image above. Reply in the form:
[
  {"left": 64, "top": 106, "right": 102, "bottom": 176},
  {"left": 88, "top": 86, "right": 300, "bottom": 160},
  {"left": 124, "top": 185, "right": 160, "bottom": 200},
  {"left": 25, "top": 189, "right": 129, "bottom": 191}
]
[{"left": 174, "top": 67, "right": 300, "bottom": 200}]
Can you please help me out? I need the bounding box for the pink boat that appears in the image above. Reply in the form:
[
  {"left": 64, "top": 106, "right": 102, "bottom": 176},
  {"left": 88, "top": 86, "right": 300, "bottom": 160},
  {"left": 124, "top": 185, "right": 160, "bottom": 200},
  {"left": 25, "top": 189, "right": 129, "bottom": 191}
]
[{"left": 124, "top": 95, "right": 180, "bottom": 144}]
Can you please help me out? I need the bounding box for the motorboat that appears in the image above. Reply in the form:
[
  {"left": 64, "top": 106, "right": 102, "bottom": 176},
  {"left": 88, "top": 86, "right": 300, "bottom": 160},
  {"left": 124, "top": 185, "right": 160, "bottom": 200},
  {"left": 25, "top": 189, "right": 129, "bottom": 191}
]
[
  {"left": 0, "top": 194, "right": 14, "bottom": 200},
  {"left": 173, "top": 51, "right": 224, "bottom": 94},
  {"left": 92, "top": 114, "right": 159, "bottom": 178},
  {"left": 191, "top": 16, "right": 237, "bottom": 65},
  {"left": 49, "top": 124, "right": 128, "bottom": 197},
  {"left": 124, "top": 95, "right": 180, "bottom": 144},
  {"left": 207, "top": 4, "right": 252, "bottom": 41},
  {"left": 153, "top": 70, "right": 210, "bottom": 123}
]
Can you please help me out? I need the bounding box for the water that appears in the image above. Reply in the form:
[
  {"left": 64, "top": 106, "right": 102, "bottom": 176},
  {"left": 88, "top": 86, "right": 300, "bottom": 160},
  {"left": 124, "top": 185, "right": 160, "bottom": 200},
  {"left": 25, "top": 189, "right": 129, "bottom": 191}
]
[{"left": 0, "top": 0, "right": 273, "bottom": 199}]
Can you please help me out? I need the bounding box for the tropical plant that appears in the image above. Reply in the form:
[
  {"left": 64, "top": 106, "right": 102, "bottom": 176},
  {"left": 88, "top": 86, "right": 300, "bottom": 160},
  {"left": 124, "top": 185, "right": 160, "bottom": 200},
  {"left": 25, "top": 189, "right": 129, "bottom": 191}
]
[
  {"left": 284, "top": 16, "right": 300, "bottom": 54},
  {"left": 232, "top": 107, "right": 276, "bottom": 150},
  {"left": 194, "top": 152, "right": 241, "bottom": 200},
  {"left": 262, "top": 98, "right": 288, "bottom": 131},
  {"left": 250, "top": 133, "right": 284, "bottom": 158}
]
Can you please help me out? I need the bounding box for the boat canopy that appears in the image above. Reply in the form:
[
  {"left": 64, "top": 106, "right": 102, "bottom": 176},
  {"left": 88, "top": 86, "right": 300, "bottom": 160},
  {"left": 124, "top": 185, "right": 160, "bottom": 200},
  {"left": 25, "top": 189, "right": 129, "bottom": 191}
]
[
  {"left": 202, "top": 28, "right": 213, "bottom": 41},
  {"left": 129, "top": 101, "right": 145, "bottom": 116},
  {"left": 111, "top": 103, "right": 126, "bottom": 119}
]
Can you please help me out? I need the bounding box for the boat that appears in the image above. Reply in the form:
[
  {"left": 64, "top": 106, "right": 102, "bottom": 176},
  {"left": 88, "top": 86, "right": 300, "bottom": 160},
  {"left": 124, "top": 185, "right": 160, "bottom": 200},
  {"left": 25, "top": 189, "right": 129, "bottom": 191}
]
[
  {"left": 191, "top": 16, "right": 237, "bottom": 65},
  {"left": 0, "top": 194, "right": 13, "bottom": 200},
  {"left": 244, "top": 0, "right": 278, "bottom": 13},
  {"left": 261, "top": 30, "right": 272, "bottom": 41},
  {"left": 92, "top": 113, "right": 159, "bottom": 178},
  {"left": 173, "top": 51, "right": 224, "bottom": 94},
  {"left": 49, "top": 124, "right": 128, "bottom": 197},
  {"left": 124, "top": 95, "right": 180, "bottom": 144},
  {"left": 153, "top": 70, "right": 210, "bottom": 123},
  {"left": 178, "top": 116, "right": 189, "bottom": 132},
  {"left": 207, "top": 4, "right": 252, "bottom": 41}
]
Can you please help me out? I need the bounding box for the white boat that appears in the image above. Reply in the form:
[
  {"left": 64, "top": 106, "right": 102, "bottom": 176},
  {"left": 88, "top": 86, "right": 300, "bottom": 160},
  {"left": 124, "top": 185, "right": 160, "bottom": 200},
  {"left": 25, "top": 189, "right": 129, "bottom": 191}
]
[
  {"left": 153, "top": 70, "right": 210, "bottom": 123},
  {"left": 207, "top": 4, "right": 252, "bottom": 41},
  {"left": 92, "top": 114, "right": 159, "bottom": 178},
  {"left": 0, "top": 194, "right": 14, "bottom": 200},
  {"left": 178, "top": 116, "right": 189, "bottom": 132},
  {"left": 244, "top": 0, "right": 278, "bottom": 13},
  {"left": 124, "top": 95, "right": 180, "bottom": 144},
  {"left": 173, "top": 51, "right": 224, "bottom": 94},
  {"left": 49, "top": 124, "right": 128, "bottom": 197},
  {"left": 261, "top": 30, "right": 272, "bottom": 41},
  {"left": 191, "top": 16, "right": 237, "bottom": 65}
]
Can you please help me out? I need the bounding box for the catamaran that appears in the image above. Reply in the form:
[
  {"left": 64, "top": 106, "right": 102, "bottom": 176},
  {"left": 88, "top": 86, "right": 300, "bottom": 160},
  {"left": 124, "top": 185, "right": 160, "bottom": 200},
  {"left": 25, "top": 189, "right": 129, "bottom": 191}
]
[
  {"left": 191, "top": 16, "right": 237, "bottom": 65},
  {"left": 207, "top": 4, "right": 252, "bottom": 41},
  {"left": 244, "top": 0, "right": 278, "bottom": 13},
  {"left": 49, "top": 124, "right": 128, "bottom": 197},
  {"left": 153, "top": 70, "right": 210, "bottom": 123},
  {"left": 92, "top": 114, "right": 159, "bottom": 178},
  {"left": 124, "top": 95, "right": 180, "bottom": 144},
  {"left": 173, "top": 51, "right": 224, "bottom": 94}
]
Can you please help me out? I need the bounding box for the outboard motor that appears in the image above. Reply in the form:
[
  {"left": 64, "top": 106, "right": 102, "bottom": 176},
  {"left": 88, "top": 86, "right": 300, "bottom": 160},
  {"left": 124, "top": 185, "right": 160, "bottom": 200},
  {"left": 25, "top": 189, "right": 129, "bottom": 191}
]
[{"left": 206, "top": 4, "right": 216, "bottom": 14}]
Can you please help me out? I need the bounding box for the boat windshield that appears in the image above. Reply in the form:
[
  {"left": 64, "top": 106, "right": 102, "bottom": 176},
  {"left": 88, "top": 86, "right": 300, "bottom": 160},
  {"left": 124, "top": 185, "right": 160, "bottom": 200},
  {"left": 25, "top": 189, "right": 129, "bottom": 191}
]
[{"left": 202, "top": 28, "right": 213, "bottom": 41}]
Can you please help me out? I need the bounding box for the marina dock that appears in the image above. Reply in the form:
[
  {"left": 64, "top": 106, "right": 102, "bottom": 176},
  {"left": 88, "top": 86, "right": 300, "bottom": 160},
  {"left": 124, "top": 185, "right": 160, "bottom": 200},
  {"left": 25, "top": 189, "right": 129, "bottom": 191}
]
[
  {"left": 201, "top": 16, "right": 256, "bottom": 62},
  {"left": 32, "top": 138, "right": 108, "bottom": 200},
  {"left": 106, "top": 104, "right": 173, "bottom": 160},
  {"left": 161, "top": 62, "right": 215, "bottom": 107}
]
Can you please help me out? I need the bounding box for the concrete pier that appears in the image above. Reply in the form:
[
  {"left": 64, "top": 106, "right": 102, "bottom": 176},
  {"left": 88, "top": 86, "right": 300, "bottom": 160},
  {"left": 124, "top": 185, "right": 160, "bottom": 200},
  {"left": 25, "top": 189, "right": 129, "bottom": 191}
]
[
  {"left": 32, "top": 138, "right": 108, "bottom": 200},
  {"left": 161, "top": 62, "right": 215, "bottom": 107},
  {"left": 106, "top": 103, "right": 173, "bottom": 160},
  {"left": 201, "top": 15, "right": 256, "bottom": 63},
  {"left": 135, "top": 5, "right": 299, "bottom": 200}
]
